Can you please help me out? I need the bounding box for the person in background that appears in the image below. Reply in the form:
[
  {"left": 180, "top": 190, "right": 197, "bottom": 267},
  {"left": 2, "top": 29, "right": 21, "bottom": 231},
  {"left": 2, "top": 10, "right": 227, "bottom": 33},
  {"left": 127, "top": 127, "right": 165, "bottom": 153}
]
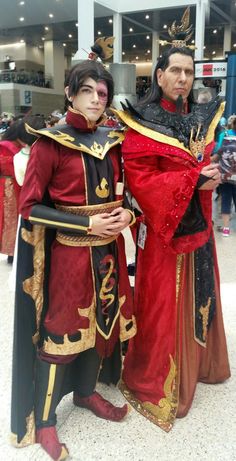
[
  {"left": 197, "top": 88, "right": 212, "bottom": 104},
  {"left": 213, "top": 115, "right": 236, "bottom": 236},
  {"left": 116, "top": 7, "right": 230, "bottom": 432},
  {"left": 11, "top": 59, "right": 136, "bottom": 461}
]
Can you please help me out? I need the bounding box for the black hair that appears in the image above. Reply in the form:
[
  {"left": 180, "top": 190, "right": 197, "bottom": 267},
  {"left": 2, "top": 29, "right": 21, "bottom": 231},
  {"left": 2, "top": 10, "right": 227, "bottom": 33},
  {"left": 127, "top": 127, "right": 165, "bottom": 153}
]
[
  {"left": 138, "top": 47, "right": 194, "bottom": 107},
  {"left": 2, "top": 115, "right": 45, "bottom": 145},
  {"left": 65, "top": 60, "right": 114, "bottom": 107}
]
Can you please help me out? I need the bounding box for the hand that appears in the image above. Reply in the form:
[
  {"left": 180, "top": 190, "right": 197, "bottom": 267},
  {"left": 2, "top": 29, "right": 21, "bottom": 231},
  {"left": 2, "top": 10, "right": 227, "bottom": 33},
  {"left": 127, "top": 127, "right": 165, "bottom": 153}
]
[
  {"left": 198, "top": 163, "right": 221, "bottom": 190},
  {"left": 89, "top": 208, "right": 131, "bottom": 237}
]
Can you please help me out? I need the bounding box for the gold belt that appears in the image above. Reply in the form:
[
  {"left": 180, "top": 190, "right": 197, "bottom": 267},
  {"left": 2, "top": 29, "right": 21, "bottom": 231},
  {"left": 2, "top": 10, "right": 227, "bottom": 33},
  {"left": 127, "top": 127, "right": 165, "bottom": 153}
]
[
  {"left": 55, "top": 199, "right": 123, "bottom": 216},
  {"left": 55, "top": 200, "right": 122, "bottom": 247}
]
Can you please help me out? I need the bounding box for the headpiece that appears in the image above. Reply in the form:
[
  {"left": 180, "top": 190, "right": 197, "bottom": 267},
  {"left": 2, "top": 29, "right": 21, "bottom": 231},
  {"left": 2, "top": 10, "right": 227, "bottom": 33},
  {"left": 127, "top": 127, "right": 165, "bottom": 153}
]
[
  {"left": 88, "top": 36, "right": 115, "bottom": 61},
  {"left": 160, "top": 7, "right": 196, "bottom": 49}
]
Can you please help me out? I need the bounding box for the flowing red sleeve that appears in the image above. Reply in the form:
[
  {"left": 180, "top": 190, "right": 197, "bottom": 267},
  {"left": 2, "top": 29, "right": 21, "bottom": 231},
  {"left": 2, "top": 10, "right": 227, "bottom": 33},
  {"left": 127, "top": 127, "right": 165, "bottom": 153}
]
[{"left": 122, "top": 130, "right": 214, "bottom": 253}]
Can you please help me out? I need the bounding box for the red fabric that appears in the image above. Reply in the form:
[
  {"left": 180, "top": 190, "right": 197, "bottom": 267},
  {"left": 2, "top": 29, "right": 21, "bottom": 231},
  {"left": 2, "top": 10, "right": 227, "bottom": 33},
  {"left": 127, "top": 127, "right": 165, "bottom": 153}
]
[
  {"left": 0, "top": 140, "right": 21, "bottom": 254},
  {"left": 121, "top": 105, "right": 230, "bottom": 429},
  {"left": 73, "top": 391, "right": 128, "bottom": 421},
  {"left": 36, "top": 427, "right": 68, "bottom": 460},
  {"left": 19, "top": 120, "right": 134, "bottom": 357}
]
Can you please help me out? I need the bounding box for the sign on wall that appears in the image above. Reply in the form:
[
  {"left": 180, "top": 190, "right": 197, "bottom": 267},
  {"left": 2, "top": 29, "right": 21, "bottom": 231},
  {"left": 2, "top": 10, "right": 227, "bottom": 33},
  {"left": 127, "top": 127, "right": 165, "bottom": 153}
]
[
  {"left": 195, "top": 62, "right": 227, "bottom": 78},
  {"left": 19, "top": 89, "right": 32, "bottom": 106}
]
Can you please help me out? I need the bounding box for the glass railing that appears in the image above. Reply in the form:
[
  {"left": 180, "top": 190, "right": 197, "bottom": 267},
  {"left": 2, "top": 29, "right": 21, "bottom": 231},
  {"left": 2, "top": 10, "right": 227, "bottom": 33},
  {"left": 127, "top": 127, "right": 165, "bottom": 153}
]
[{"left": 0, "top": 70, "right": 53, "bottom": 88}]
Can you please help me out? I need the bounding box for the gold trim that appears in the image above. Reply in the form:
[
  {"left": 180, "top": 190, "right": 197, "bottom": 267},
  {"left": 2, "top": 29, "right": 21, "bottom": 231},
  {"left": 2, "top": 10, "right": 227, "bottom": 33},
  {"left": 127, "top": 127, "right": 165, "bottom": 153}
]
[
  {"left": 114, "top": 109, "right": 191, "bottom": 155},
  {"left": 115, "top": 102, "right": 225, "bottom": 156},
  {"left": 10, "top": 411, "right": 35, "bottom": 447},
  {"left": 126, "top": 209, "right": 136, "bottom": 227},
  {"left": 96, "top": 294, "right": 126, "bottom": 341},
  {"left": 119, "top": 354, "right": 177, "bottom": 432},
  {"left": 29, "top": 216, "right": 88, "bottom": 231},
  {"left": 199, "top": 297, "right": 211, "bottom": 342},
  {"left": 95, "top": 177, "right": 110, "bottom": 198},
  {"left": 55, "top": 200, "right": 123, "bottom": 215},
  {"left": 26, "top": 124, "right": 124, "bottom": 159},
  {"left": 22, "top": 225, "right": 45, "bottom": 333},
  {"left": 56, "top": 232, "right": 117, "bottom": 247},
  {"left": 205, "top": 101, "right": 225, "bottom": 145},
  {"left": 176, "top": 254, "right": 184, "bottom": 303},
  {"left": 42, "top": 364, "right": 57, "bottom": 421},
  {"left": 119, "top": 313, "right": 137, "bottom": 342},
  {"left": 43, "top": 300, "right": 96, "bottom": 355}
]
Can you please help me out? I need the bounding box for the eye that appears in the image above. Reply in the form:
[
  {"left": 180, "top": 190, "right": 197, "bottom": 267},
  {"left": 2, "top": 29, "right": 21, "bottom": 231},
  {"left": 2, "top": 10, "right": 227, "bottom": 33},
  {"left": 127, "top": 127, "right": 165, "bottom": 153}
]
[{"left": 81, "top": 88, "right": 91, "bottom": 93}]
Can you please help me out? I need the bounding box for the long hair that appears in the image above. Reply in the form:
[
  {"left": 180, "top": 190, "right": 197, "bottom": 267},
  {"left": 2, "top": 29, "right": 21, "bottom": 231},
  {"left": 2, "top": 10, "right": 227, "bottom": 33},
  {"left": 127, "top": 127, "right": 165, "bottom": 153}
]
[
  {"left": 2, "top": 115, "right": 45, "bottom": 145},
  {"left": 65, "top": 60, "right": 114, "bottom": 108},
  {"left": 139, "top": 47, "right": 194, "bottom": 107}
]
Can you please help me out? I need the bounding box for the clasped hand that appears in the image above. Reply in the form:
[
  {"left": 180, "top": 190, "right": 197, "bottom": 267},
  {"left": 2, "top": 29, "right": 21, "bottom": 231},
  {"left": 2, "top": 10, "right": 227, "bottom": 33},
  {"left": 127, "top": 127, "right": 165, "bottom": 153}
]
[
  {"left": 89, "top": 207, "right": 131, "bottom": 237},
  {"left": 198, "top": 163, "right": 221, "bottom": 190}
]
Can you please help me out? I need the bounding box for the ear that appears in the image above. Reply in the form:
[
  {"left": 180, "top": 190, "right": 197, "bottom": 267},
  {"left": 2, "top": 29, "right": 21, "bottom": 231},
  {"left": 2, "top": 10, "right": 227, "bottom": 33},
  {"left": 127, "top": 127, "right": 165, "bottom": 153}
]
[
  {"left": 64, "top": 86, "right": 72, "bottom": 101},
  {"left": 156, "top": 69, "right": 163, "bottom": 87}
]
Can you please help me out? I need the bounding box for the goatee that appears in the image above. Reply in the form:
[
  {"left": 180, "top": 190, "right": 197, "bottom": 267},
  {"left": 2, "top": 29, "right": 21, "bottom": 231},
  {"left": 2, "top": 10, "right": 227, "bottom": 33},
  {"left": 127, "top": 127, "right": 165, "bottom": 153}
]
[{"left": 176, "top": 95, "right": 184, "bottom": 114}]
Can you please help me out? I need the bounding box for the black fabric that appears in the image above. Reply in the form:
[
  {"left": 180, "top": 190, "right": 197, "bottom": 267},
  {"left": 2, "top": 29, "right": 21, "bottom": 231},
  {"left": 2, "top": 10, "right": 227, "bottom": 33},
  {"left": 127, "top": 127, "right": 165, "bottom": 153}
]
[
  {"left": 174, "top": 190, "right": 207, "bottom": 237},
  {"left": 122, "top": 97, "right": 221, "bottom": 148},
  {"left": 194, "top": 236, "right": 216, "bottom": 344},
  {"left": 30, "top": 204, "right": 89, "bottom": 234}
]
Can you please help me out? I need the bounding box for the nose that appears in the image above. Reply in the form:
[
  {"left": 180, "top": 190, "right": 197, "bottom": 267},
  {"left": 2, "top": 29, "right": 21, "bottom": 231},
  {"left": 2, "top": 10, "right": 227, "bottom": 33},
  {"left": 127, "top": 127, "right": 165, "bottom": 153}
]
[
  {"left": 179, "top": 70, "right": 187, "bottom": 82},
  {"left": 92, "top": 90, "right": 99, "bottom": 103}
]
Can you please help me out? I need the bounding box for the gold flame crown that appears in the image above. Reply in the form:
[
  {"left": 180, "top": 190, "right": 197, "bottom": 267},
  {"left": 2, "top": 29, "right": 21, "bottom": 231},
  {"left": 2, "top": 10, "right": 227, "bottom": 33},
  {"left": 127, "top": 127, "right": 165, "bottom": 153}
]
[{"left": 160, "top": 7, "right": 196, "bottom": 50}]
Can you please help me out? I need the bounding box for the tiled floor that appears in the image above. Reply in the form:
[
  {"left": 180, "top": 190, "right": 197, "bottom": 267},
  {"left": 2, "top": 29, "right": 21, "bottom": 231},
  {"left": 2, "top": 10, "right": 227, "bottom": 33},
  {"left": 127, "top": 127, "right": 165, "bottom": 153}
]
[{"left": 0, "top": 211, "right": 235, "bottom": 461}]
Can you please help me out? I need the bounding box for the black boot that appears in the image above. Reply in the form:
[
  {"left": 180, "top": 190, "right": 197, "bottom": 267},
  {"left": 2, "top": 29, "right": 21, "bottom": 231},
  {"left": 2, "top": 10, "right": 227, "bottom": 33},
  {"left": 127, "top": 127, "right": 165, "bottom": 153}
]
[{"left": 34, "top": 358, "right": 69, "bottom": 460}]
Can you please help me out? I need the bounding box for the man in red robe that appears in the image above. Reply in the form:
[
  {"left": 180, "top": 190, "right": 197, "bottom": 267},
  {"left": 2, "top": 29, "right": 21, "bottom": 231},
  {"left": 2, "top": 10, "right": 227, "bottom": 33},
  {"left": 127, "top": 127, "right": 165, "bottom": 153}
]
[{"left": 116, "top": 45, "right": 230, "bottom": 431}]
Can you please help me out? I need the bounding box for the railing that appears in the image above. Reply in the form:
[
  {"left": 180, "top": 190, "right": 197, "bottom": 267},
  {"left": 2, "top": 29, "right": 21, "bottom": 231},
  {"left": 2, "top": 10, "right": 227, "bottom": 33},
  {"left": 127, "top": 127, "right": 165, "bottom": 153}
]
[{"left": 0, "top": 70, "right": 53, "bottom": 88}]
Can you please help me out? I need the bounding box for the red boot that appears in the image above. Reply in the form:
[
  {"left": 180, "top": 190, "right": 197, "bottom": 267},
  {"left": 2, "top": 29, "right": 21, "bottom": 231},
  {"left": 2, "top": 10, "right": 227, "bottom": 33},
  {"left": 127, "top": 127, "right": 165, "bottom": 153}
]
[
  {"left": 36, "top": 427, "right": 69, "bottom": 461},
  {"left": 73, "top": 391, "right": 128, "bottom": 422}
]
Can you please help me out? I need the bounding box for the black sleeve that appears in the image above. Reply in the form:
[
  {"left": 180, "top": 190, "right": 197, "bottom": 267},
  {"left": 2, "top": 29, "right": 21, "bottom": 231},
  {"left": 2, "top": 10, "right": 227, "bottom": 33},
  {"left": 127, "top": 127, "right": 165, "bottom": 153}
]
[{"left": 29, "top": 204, "right": 90, "bottom": 235}]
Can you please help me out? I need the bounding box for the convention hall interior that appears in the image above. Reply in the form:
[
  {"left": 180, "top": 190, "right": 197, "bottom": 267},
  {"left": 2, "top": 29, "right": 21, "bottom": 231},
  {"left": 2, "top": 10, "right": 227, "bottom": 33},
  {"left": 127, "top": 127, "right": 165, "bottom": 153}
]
[{"left": 0, "top": 1, "right": 236, "bottom": 460}]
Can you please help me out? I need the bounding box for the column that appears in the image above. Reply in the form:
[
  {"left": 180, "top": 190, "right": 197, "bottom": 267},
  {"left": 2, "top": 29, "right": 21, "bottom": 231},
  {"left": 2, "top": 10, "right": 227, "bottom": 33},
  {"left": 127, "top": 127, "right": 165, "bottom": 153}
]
[
  {"left": 223, "top": 25, "right": 232, "bottom": 56},
  {"left": 152, "top": 31, "right": 159, "bottom": 77},
  {"left": 113, "top": 13, "right": 122, "bottom": 63},
  {"left": 73, "top": 0, "right": 94, "bottom": 62},
  {"left": 195, "top": 0, "right": 207, "bottom": 61},
  {"left": 44, "top": 40, "right": 65, "bottom": 92}
]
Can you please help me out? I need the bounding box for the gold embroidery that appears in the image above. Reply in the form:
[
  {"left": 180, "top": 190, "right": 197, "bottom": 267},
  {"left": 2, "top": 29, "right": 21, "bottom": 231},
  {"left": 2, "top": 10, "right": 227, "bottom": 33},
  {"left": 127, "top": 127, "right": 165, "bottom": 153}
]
[
  {"left": 0, "top": 178, "right": 18, "bottom": 255},
  {"left": 199, "top": 297, "right": 211, "bottom": 341},
  {"left": 43, "top": 301, "right": 96, "bottom": 355},
  {"left": 189, "top": 125, "right": 206, "bottom": 162},
  {"left": 205, "top": 102, "right": 225, "bottom": 145},
  {"left": 176, "top": 254, "right": 184, "bottom": 302},
  {"left": 56, "top": 232, "right": 117, "bottom": 247},
  {"left": 22, "top": 225, "right": 45, "bottom": 334},
  {"left": 119, "top": 313, "right": 137, "bottom": 342},
  {"left": 10, "top": 411, "right": 35, "bottom": 447},
  {"left": 99, "top": 257, "right": 115, "bottom": 308},
  {"left": 42, "top": 364, "right": 57, "bottom": 421},
  {"left": 95, "top": 177, "right": 110, "bottom": 198},
  {"left": 119, "top": 355, "right": 177, "bottom": 432},
  {"left": 55, "top": 200, "right": 123, "bottom": 215}
]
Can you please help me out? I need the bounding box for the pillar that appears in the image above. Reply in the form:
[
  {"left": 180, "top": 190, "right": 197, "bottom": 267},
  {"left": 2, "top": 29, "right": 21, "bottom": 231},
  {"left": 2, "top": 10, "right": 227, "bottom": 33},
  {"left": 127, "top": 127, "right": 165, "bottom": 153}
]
[
  {"left": 72, "top": 0, "right": 94, "bottom": 62},
  {"left": 44, "top": 41, "right": 65, "bottom": 92}
]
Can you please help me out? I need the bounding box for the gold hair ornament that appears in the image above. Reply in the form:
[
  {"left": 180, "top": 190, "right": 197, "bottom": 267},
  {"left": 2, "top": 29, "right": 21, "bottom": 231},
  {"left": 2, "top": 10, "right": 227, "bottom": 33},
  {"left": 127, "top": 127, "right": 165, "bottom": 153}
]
[{"left": 160, "top": 7, "right": 196, "bottom": 50}]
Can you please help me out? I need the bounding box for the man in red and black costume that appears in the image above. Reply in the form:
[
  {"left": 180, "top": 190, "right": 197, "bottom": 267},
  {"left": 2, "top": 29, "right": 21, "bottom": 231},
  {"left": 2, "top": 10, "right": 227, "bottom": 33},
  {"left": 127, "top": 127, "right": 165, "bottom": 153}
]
[
  {"left": 11, "top": 60, "right": 136, "bottom": 460},
  {"left": 116, "top": 10, "right": 230, "bottom": 432}
]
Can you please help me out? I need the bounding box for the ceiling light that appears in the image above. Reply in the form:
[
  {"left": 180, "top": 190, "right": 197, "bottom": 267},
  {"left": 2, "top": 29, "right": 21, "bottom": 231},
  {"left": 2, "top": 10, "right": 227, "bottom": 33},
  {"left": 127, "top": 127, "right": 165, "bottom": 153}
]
[
  {"left": 49, "top": 13, "right": 54, "bottom": 18},
  {"left": 191, "top": 40, "right": 195, "bottom": 44},
  {"left": 129, "top": 28, "right": 133, "bottom": 32},
  {"left": 233, "top": 43, "right": 236, "bottom": 47},
  {"left": 19, "top": 17, "right": 24, "bottom": 21},
  {"left": 45, "top": 26, "right": 49, "bottom": 31},
  {"left": 68, "top": 34, "right": 72, "bottom": 38},
  {"left": 146, "top": 35, "right": 150, "bottom": 39},
  {"left": 20, "top": 39, "right": 25, "bottom": 43},
  {"left": 63, "top": 43, "right": 66, "bottom": 47},
  {"left": 203, "top": 46, "right": 206, "bottom": 49},
  {"left": 75, "top": 23, "right": 78, "bottom": 27},
  {"left": 42, "top": 37, "right": 45, "bottom": 41},
  {"left": 147, "top": 50, "right": 151, "bottom": 54},
  {"left": 145, "top": 15, "right": 149, "bottom": 19},
  {"left": 109, "top": 19, "right": 113, "bottom": 24},
  {"left": 122, "top": 51, "right": 125, "bottom": 55},
  {"left": 136, "top": 56, "right": 139, "bottom": 60},
  {"left": 98, "top": 31, "right": 102, "bottom": 35},
  {"left": 132, "top": 44, "right": 136, "bottom": 48},
  {"left": 19, "top": 1, "right": 25, "bottom": 5},
  {"left": 213, "top": 29, "right": 217, "bottom": 34},
  {"left": 163, "top": 24, "right": 167, "bottom": 29},
  {"left": 212, "top": 50, "right": 216, "bottom": 55}
]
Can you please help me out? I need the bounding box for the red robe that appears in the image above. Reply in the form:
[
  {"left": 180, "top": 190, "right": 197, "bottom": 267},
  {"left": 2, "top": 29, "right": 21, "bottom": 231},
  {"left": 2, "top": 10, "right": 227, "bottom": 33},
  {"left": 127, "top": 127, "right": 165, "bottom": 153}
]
[
  {"left": 0, "top": 140, "right": 21, "bottom": 255},
  {"left": 118, "top": 98, "right": 230, "bottom": 431}
]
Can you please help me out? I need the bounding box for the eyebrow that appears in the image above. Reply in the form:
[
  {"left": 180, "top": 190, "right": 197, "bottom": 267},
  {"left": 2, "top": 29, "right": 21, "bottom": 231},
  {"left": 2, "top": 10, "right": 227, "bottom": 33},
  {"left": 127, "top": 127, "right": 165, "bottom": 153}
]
[{"left": 81, "top": 84, "right": 94, "bottom": 89}]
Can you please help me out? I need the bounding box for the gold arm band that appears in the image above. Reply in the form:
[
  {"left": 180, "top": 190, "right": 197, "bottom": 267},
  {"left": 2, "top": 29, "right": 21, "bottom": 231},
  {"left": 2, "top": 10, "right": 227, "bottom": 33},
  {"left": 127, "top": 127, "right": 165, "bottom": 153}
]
[{"left": 126, "top": 209, "right": 136, "bottom": 227}]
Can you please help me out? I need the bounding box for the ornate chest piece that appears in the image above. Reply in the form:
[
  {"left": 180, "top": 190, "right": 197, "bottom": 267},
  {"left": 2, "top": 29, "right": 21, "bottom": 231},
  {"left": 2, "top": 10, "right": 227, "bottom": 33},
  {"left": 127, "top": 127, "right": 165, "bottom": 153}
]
[{"left": 189, "top": 124, "right": 206, "bottom": 162}]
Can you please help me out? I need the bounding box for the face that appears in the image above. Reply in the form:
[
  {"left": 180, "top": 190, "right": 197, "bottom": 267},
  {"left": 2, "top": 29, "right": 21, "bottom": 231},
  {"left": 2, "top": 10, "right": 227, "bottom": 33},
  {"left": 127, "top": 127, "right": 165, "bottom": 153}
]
[
  {"left": 66, "top": 77, "right": 108, "bottom": 123},
  {"left": 156, "top": 53, "right": 194, "bottom": 103}
]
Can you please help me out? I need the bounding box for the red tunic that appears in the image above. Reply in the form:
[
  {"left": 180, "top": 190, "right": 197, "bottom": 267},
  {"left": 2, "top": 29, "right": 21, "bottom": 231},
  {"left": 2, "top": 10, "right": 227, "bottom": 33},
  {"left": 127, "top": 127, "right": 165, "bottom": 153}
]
[
  {"left": 0, "top": 140, "right": 21, "bottom": 255},
  {"left": 119, "top": 98, "right": 230, "bottom": 431},
  {"left": 19, "top": 111, "right": 136, "bottom": 359}
]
